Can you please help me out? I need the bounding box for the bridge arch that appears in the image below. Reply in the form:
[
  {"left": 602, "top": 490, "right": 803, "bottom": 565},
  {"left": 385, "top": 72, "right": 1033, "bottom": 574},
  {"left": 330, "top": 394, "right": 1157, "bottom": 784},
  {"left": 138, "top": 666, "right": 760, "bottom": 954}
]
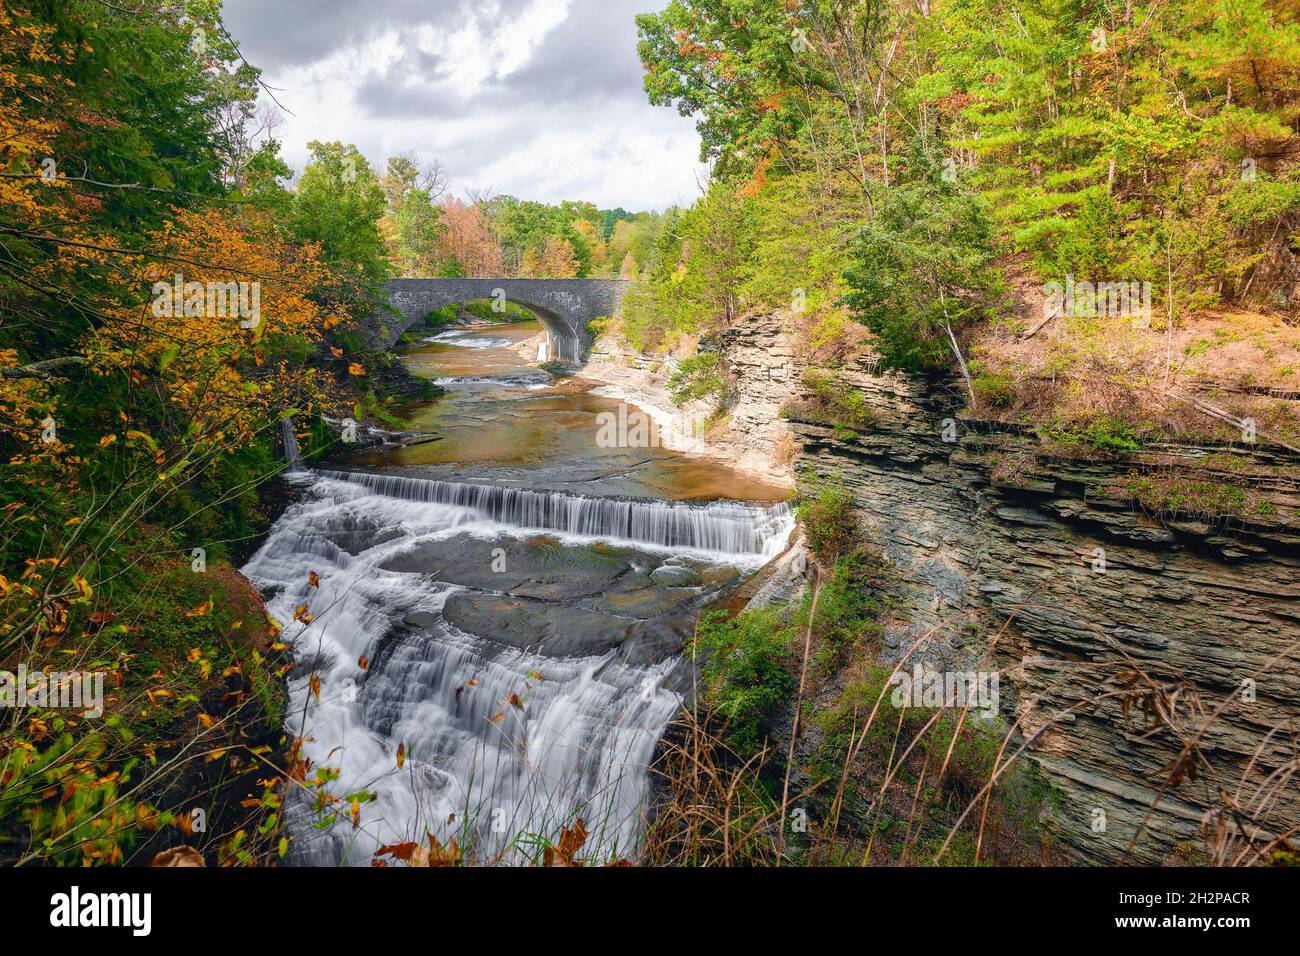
[{"left": 381, "top": 278, "right": 628, "bottom": 363}]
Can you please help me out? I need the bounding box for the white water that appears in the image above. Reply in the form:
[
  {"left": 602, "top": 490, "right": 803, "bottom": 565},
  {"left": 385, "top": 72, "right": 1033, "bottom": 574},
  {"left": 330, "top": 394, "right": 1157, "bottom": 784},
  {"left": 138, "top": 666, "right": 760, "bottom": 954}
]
[
  {"left": 280, "top": 418, "right": 303, "bottom": 472},
  {"left": 427, "top": 329, "right": 515, "bottom": 349},
  {"left": 243, "top": 468, "right": 792, "bottom": 864},
  {"left": 314, "top": 469, "right": 793, "bottom": 561}
]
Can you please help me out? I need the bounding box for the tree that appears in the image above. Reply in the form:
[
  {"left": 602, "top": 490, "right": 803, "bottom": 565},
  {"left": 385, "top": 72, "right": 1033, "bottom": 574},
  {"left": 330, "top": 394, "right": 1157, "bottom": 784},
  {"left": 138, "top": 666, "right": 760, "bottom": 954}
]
[
  {"left": 541, "top": 235, "right": 581, "bottom": 277},
  {"left": 636, "top": 0, "right": 809, "bottom": 180},
  {"left": 283, "top": 140, "right": 391, "bottom": 297},
  {"left": 434, "top": 198, "right": 504, "bottom": 277},
  {"left": 841, "top": 143, "right": 1002, "bottom": 397}
]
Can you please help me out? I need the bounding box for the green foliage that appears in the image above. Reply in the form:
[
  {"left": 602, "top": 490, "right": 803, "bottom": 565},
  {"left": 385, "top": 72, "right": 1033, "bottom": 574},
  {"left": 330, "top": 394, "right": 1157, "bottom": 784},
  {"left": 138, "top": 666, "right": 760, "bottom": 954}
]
[
  {"left": 808, "top": 553, "right": 887, "bottom": 676},
  {"left": 636, "top": 1, "right": 809, "bottom": 179},
  {"left": 788, "top": 369, "right": 877, "bottom": 437},
  {"left": 930, "top": 0, "right": 1300, "bottom": 305},
  {"left": 1046, "top": 413, "right": 1142, "bottom": 452},
  {"left": 621, "top": 185, "right": 757, "bottom": 349},
  {"left": 971, "top": 371, "right": 1015, "bottom": 408},
  {"left": 796, "top": 473, "right": 862, "bottom": 560},
  {"left": 693, "top": 608, "right": 797, "bottom": 754},
  {"left": 842, "top": 142, "right": 1003, "bottom": 374},
  {"left": 737, "top": 170, "right": 861, "bottom": 316},
  {"left": 1118, "top": 472, "right": 1276, "bottom": 522},
  {"left": 391, "top": 188, "right": 444, "bottom": 275},
  {"left": 283, "top": 140, "right": 392, "bottom": 298},
  {"left": 668, "top": 353, "right": 726, "bottom": 406}
]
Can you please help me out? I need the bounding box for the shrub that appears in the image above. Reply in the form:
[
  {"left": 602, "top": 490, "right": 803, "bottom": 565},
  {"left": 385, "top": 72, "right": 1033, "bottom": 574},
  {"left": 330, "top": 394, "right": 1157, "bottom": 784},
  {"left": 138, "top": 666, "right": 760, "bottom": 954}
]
[
  {"left": 668, "top": 352, "right": 726, "bottom": 406},
  {"left": 1046, "top": 413, "right": 1142, "bottom": 452},
  {"left": 693, "top": 608, "right": 798, "bottom": 753},
  {"left": 796, "top": 473, "right": 862, "bottom": 560},
  {"left": 971, "top": 371, "right": 1015, "bottom": 409}
]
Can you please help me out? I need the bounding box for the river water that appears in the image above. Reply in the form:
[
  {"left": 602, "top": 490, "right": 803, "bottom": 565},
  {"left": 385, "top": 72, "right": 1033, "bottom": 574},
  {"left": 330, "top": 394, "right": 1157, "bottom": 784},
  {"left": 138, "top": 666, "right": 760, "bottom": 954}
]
[{"left": 242, "top": 320, "right": 791, "bottom": 864}]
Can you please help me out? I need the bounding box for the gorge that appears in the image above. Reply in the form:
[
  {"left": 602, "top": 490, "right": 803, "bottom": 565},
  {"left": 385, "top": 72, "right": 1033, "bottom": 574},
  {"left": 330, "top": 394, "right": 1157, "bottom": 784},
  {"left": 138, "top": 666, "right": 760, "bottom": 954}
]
[{"left": 242, "top": 320, "right": 793, "bottom": 863}]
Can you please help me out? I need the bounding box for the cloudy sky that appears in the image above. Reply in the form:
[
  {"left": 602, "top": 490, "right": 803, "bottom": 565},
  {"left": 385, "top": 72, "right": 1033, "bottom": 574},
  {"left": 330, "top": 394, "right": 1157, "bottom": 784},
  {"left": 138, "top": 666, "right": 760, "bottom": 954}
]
[{"left": 220, "top": 0, "right": 708, "bottom": 211}]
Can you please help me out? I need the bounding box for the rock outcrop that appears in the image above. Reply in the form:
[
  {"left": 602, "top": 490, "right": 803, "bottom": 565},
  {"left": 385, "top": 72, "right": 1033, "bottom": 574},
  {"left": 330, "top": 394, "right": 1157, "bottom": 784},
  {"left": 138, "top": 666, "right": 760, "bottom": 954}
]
[
  {"left": 790, "top": 354, "right": 1300, "bottom": 864},
  {"left": 580, "top": 316, "right": 801, "bottom": 489}
]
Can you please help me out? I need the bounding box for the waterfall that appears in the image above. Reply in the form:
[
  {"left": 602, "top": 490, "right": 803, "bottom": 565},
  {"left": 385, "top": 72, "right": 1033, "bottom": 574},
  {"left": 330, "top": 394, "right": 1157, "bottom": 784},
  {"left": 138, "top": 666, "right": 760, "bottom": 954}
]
[
  {"left": 280, "top": 417, "right": 303, "bottom": 471},
  {"left": 243, "top": 469, "right": 710, "bottom": 866},
  {"left": 315, "top": 468, "right": 792, "bottom": 559}
]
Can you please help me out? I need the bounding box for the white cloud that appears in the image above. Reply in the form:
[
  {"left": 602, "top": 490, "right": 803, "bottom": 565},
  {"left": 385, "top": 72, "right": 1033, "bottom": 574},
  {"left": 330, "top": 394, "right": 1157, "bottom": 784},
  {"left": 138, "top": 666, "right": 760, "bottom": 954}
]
[{"left": 229, "top": 0, "right": 705, "bottom": 210}]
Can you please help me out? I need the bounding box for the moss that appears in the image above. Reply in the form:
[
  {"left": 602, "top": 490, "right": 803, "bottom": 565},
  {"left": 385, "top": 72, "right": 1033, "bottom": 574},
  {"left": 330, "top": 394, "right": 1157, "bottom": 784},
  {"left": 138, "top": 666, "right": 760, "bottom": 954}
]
[
  {"left": 787, "top": 369, "right": 878, "bottom": 432},
  {"left": 1045, "top": 412, "right": 1142, "bottom": 452},
  {"left": 1115, "top": 472, "right": 1273, "bottom": 522}
]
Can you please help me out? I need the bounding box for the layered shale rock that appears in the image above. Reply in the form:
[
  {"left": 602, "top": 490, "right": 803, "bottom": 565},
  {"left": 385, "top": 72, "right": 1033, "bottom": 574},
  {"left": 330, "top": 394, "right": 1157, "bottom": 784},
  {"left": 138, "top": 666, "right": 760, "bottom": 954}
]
[
  {"left": 581, "top": 317, "right": 801, "bottom": 488},
  {"left": 788, "top": 354, "right": 1300, "bottom": 863}
]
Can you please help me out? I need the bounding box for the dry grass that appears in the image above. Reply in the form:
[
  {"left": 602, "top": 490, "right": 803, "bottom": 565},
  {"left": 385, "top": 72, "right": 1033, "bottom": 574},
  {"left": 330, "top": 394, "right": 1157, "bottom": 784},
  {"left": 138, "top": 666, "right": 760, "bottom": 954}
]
[
  {"left": 966, "top": 261, "right": 1300, "bottom": 446},
  {"left": 642, "top": 591, "right": 1300, "bottom": 868}
]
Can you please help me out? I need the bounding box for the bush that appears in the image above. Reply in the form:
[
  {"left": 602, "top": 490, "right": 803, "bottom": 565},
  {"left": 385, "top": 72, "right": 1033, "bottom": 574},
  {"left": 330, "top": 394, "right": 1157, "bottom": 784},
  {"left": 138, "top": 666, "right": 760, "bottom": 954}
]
[
  {"left": 668, "top": 352, "right": 726, "bottom": 406},
  {"left": 796, "top": 474, "right": 861, "bottom": 560},
  {"left": 1046, "top": 413, "right": 1142, "bottom": 452},
  {"left": 693, "top": 608, "right": 798, "bottom": 753},
  {"left": 971, "top": 371, "right": 1015, "bottom": 409}
]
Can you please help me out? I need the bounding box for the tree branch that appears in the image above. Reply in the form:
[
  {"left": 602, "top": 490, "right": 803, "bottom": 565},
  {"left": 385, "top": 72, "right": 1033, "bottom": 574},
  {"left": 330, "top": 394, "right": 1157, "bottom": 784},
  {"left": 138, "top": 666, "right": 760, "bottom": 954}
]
[{"left": 1, "top": 356, "right": 86, "bottom": 379}]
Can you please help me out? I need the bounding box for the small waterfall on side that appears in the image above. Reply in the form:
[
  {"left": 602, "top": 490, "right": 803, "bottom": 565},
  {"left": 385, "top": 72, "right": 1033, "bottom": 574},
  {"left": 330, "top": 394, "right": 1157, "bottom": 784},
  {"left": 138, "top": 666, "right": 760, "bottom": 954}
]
[
  {"left": 280, "top": 417, "right": 303, "bottom": 472},
  {"left": 315, "top": 468, "right": 793, "bottom": 559},
  {"left": 244, "top": 468, "right": 792, "bottom": 865}
]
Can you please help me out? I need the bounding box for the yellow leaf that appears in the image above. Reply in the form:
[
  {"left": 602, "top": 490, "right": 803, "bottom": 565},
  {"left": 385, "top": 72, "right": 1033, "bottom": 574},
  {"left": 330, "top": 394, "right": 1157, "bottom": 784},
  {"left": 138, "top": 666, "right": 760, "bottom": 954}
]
[{"left": 184, "top": 598, "right": 212, "bottom": 618}]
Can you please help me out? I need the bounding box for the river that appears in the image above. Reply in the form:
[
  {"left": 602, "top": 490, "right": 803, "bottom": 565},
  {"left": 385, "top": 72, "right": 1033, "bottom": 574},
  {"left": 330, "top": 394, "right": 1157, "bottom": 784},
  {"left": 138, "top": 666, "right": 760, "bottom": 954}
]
[{"left": 241, "top": 319, "right": 792, "bottom": 864}]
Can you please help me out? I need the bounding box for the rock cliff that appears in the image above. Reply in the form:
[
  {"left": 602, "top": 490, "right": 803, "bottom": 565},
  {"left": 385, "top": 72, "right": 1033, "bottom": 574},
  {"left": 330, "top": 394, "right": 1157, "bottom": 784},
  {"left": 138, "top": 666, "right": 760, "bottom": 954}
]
[
  {"left": 789, "top": 350, "right": 1300, "bottom": 864},
  {"left": 644, "top": 312, "right": 1300, "bottom": 864}
]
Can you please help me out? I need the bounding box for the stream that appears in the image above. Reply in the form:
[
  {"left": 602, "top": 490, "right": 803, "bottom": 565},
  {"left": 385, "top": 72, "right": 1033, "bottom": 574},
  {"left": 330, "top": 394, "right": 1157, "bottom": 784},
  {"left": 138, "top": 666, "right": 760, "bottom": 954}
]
[{"left": 241, "top": 320, "right": 792, "bottom": 864}]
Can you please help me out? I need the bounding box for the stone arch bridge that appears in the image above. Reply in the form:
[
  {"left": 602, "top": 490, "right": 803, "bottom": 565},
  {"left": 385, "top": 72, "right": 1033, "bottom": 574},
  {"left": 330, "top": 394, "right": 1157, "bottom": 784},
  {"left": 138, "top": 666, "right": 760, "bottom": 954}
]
[{"left": 379, "top": 278, "right": 628, "bottom": 362}]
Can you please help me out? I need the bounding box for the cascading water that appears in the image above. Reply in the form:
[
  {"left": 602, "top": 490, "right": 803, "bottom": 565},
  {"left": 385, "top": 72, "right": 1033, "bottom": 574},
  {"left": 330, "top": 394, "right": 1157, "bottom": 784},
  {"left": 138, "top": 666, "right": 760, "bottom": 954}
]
[
  {"left": 315, "top": 469, "right": 792, "bottom": 558},
  {"left": 243, "top": 467, "right": 793, "bottom": 865},
  {"left": 280, "top": 417, "right": 303, "bottom": 472},
  {"left": 247, "top": 322, "right": 794, "bottom": 865}
]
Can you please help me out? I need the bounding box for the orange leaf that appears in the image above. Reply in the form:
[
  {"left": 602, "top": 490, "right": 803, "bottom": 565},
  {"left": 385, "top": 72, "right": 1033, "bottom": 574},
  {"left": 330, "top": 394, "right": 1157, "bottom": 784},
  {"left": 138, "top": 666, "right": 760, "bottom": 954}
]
[
  {"left": 309, "top": 674, "right": 321, "bottom": 699},
  {"left": 375, "top": 841, "right": 419, "bottom": 862},
  {"left": 396, "top": 742, "right": 406, "bottom": 769},
  {"left": 308, "top": 570, "right": 320, "bottom": 588},
  {"left": 184, "top": 598, "right": 213, "bottom": 618}
]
